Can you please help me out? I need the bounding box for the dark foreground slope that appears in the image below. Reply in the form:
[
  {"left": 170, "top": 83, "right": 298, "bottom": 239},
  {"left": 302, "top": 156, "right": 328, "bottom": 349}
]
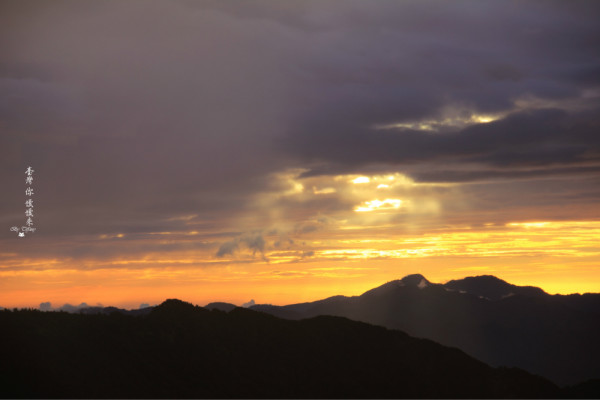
[
  {"left": 252, "top": 274, "right": 600, "bottom": 386},
  {"left": 0, "top": 299, "right": 558, "bottom": 399}
]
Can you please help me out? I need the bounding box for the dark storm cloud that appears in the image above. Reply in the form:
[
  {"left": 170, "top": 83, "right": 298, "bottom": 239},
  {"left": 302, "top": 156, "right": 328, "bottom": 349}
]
[
  {"left": 410, "top": 165, "right": 600, "bottom": 184},
  {"left": 1, "top": 0, "right": 298, "bottom": 239},
  {"left": 271, "top": 1, "right": 600, "bottom": 180},
  {"left": 1, "top": 0, "right": 599, "bottom": 248},
  {"left": 289, "top": 107, "right": 600, "bottom": 179}
]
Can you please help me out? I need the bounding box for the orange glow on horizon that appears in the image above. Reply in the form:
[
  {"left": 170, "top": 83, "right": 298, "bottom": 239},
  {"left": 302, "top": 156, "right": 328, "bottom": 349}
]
[{"left": 1, "top": 219, "right": 599, "bottom": 309}]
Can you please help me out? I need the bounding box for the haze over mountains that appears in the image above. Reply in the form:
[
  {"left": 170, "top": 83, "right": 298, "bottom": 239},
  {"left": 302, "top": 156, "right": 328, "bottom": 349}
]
[{"left": 248, "top": 274, "right": 600, "bottom": 386}]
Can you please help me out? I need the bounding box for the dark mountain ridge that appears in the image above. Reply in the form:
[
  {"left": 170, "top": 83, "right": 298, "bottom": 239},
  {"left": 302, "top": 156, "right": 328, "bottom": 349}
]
[
  {"left": 36, "top": 274, "right": 600, "bottom": 389},
  {"left": 204, "top": 301, "right": 237, "bottom": 312},
  {"left": 0, "top": 299, "right": 561, "bottom": 398},
  {"left": 250, "top": 274, "right": 600, "bottom": 386},
  {"left": 445, "top": 275, "right": 547, "bottom": 300}
]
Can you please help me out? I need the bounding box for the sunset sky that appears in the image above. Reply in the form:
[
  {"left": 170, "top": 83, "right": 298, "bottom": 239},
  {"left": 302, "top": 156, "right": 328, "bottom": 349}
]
[{"left": 1, "top": 1, "right": 600, "bottom": 309}]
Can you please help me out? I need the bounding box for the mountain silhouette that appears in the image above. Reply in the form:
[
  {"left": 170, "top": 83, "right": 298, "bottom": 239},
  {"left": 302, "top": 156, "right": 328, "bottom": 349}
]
[
  {"left": 76, "top": 304, "right": 154, "bottom": 316},
  {"left": 563, "top": 378, "right": 600, "bottom": 398},
  {"left": 0, "top": 299, "right": 561, "bottom": 398},
  {"left": 204, "top": 301, "right": 237, "bottom": 312},
  {"left": 445, "top": 275, "right": 547, "bottom": 300},
  {"left": 251, "top": 274, "right": 600, "bottom": 386}
]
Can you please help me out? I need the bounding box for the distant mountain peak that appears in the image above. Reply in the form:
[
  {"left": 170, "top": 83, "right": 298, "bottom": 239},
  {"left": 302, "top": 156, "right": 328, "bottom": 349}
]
[
  {"left": 461, "top": 275, "right": 509, "bottom": 284},
  {"left": 159, "top": 298, "right": 194, "bottom": 308},
  {"left": 151, "top": 299, "right": 205, "bottom": 316},
  {"left": 360, "top": 274, "right": 433, "bottom": 297},
  {"left": 444, "top": 275, "right": 546, "bottom": 301},
  {"left": 401, "top": 274, "right": 430, "bottom": 287},
  {"left": 205, "top": 302, "right": 237, "bottom": 312}
]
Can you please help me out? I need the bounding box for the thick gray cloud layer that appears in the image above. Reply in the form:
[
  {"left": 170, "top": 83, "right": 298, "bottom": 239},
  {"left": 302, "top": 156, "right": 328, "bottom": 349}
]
[
  {"left": 290, "top": 108, "right": 600, "bottom": 179},
  {"left": 274, "top": 1, "right": 600, "bottom": 179},
  {"left": 1, "top": 0, "right": 599, "bottom": 245}
]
